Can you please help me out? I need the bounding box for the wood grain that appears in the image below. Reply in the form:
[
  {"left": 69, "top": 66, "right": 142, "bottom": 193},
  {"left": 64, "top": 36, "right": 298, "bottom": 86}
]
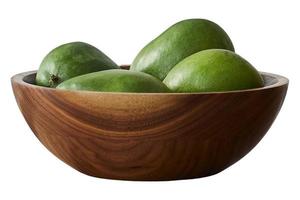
[{"left": 11, "top": 70, "right": 288, "bottom": 180}]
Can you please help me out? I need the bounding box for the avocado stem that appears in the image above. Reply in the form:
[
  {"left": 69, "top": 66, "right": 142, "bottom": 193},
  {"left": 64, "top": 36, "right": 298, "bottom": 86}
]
[{"left": 49, "top": 74, "right": 60, "bottom": 87}]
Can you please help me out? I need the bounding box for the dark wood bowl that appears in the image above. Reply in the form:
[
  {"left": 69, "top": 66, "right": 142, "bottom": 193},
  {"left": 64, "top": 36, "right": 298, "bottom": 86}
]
[{"left": 11, "top": 70, "right": 288, "bottom": 181}]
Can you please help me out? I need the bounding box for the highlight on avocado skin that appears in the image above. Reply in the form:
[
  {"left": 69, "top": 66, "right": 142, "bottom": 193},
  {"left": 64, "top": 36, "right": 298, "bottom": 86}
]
[{"left": 34, "top": 19, "right": 264, "bottom": 93}]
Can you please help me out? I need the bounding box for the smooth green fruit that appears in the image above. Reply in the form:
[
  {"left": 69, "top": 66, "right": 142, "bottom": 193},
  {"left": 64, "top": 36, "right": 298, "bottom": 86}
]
[
  {"left": 57, "top": 69, "right": 170, "bottom": 93},
  {"left": 131, "top": 19, "right": 235, "bottom": 80},
  {"left": 36, "top": 42, "right": 119, "bottom": 87},
  {"left": 163, "top": 49, "right": 264, "bottom": 92}
]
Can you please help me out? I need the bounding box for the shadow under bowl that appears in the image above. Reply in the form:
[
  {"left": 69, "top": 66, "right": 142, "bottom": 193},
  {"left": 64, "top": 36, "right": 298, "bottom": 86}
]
[{"left": 11, "top": 71, "right": 288, "bottom": 181}]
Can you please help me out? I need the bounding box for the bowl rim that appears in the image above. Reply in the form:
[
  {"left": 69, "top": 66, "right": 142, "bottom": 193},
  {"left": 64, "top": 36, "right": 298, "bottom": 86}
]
[{"left": 11, "top": 70, "right": 289, "bottom": 95}]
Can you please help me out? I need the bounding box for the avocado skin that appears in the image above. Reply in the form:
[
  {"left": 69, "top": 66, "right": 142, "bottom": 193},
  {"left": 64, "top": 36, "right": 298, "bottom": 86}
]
[
  {"left": 36, "top": 42, "right": 119, "bottom": 87},
  {"left": 130, "top": 19, "right": 235, "bottom": 80},
  {"left": 163, "top": 49, "right": 264, "bottom": 92},
  {"left": 56, "top": 69, "right": 170, "bottom": 93}
]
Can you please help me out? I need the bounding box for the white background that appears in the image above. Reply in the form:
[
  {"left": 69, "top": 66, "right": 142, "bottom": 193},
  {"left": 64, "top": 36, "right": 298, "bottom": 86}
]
[{"left": 1, "top": 0, "right": 299, "bottom": 199}]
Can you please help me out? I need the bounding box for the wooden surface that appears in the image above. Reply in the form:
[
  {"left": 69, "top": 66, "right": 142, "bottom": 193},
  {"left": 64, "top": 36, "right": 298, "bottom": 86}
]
[{"left": 11, "top": 71, "right": 288, "bottom": 181}]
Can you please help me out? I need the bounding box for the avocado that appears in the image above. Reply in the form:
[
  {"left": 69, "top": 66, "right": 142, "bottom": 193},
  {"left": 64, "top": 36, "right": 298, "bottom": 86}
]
[
  {"left": 57, "top": 69, "right": 170, "bottom": 93},
  {"left": 130, "top": 19, "right": 235, "bottom": 80},
  {"left": 36, "top": 42, "right": 119, "bottom": 87},
  {"left": 163, "top": 49, "right": 264, "bottom": 92}
]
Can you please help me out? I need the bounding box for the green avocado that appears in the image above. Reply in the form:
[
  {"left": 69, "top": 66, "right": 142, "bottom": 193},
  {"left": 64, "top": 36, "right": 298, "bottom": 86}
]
[
  {"left": 57, "top": 69, "right": 170, "bottom": 93},
  {"left": 36, "top": 42, "right": 119, "bottom": 87},
  {"left": 163, "top": 49, "right": 264, "bottom": 92},
  {"left": 130, "top": 19, "right": 235, "bottom": 80}
]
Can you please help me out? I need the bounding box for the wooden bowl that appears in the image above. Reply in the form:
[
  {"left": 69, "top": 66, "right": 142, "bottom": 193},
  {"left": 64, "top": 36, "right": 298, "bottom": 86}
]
[{"left": 11, "top": 70, "right": 288, "bottom": 181}]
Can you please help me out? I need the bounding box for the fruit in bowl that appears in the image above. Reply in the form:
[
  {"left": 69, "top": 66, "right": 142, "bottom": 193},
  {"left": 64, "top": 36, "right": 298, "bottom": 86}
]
[
  {"left": 36, "top": 42, "right": 119, "bottom": 87},
  {"left": 130, "top": 19, "right": 235, "bottom": 80},
  {"left": 163, "top": 49, "right": 264, "bottom": 92},
  {"left": 11, "top": 18, "right": 288, "bottom": 181},
  {"left": 34, "top": 19, "right": 263, "bottom": 94},
  {"left": 57, "top": 69, "right": 170, "bottom": 93}
]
